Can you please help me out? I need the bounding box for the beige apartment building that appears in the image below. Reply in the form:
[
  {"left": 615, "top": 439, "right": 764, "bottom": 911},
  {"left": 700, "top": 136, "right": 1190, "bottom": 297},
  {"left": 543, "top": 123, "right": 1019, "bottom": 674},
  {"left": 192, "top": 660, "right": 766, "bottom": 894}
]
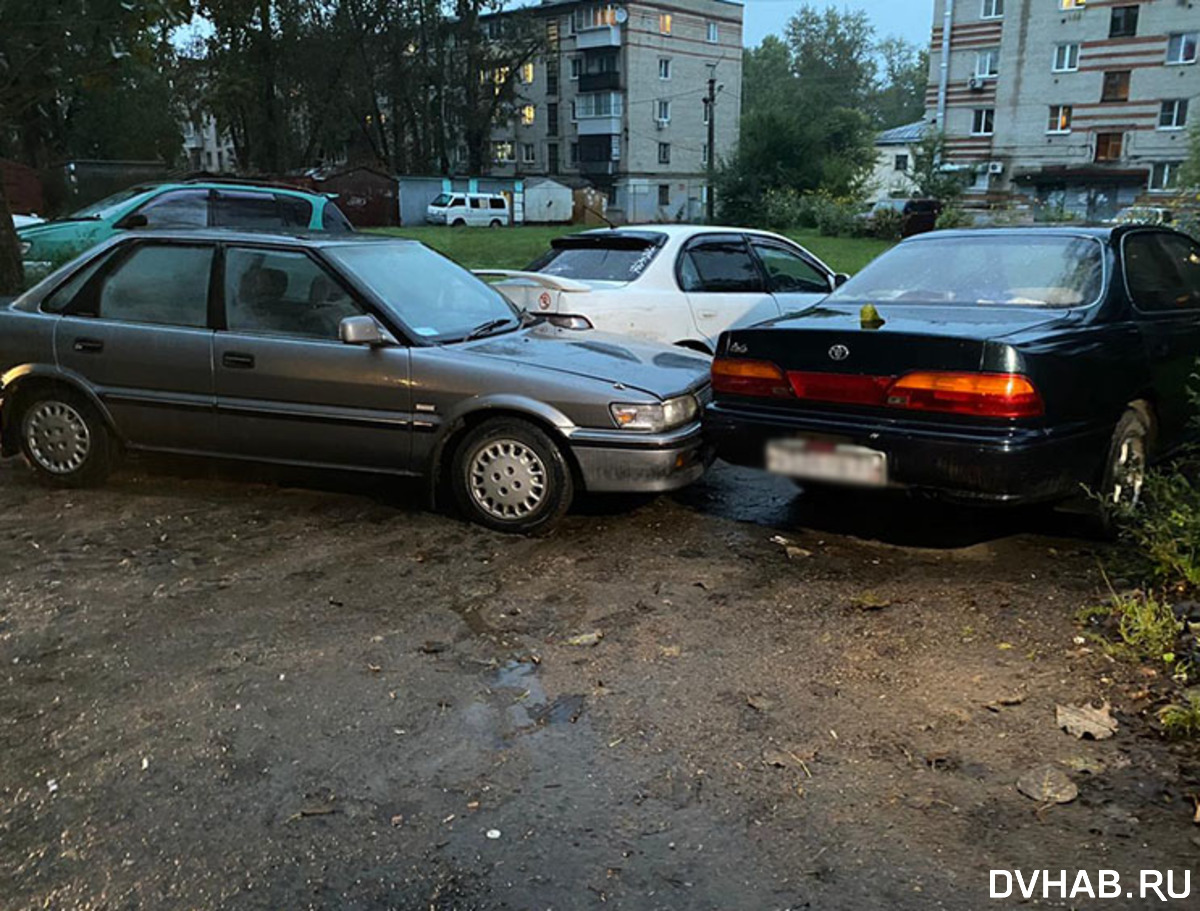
[
  {"left": 484, "top": 0, "right": 743, "bottom": 222},
  {"left": 926, "top": 0, "right": 1198, "bottom": 219}
]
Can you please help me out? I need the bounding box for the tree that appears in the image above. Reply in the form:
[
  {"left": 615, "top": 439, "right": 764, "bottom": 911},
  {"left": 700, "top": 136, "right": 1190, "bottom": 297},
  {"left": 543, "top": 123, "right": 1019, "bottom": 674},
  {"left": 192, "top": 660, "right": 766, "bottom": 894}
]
[
  {"left": 1181, "top": 124, "right": 1200, "bottom": 189},
  {"left": 785, "top": 6, "right": 877, "bottom": 114},
  {"left": 907, "top": 130, "right": 968, "bottom": 202},
  {"left": 872, "top": 38, "right": 928, "bottom": 129}
]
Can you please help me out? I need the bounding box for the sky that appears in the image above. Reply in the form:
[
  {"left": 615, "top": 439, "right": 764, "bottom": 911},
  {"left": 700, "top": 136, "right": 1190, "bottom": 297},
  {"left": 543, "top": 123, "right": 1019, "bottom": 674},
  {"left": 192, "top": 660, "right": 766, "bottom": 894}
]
[{"left": 739, "top": 0, "right": 936, "bottom": 49}]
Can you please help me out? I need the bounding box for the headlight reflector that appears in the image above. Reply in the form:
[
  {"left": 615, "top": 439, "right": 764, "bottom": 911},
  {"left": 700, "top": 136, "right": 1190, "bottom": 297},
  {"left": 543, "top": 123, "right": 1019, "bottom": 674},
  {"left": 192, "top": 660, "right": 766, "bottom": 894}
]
[{"left": 610, "top": 394, "right": 698, "bottom": 432}]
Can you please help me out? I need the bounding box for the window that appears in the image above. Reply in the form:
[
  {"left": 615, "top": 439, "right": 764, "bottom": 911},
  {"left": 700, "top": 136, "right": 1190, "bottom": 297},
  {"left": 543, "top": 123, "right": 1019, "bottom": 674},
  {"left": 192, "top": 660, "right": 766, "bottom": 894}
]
[
  {"left": 520, "top": 62, "right": 534, "bottom": 84},
  {"left": 527, "top": 234, "right": 664, "bottom": 281},
  {"left": 1160, "top": 99, "right": 1189, "bottom": 130},
  {"left": 659, "top": 13, "right": 671, "bottom": 34},
  {"left": 42, "top": 250, "right": 112, "bottom": 314},
  {"left": 520, "top": 104, "right": 536, "bottom": 126},
  {"left": 546, "top": 62, "right": 559, "bottom": 96},
  {"left": 1166, "top": 33, "right": 1198, "bottom": 65},
  {"left": 321, "top": 204, "right": 354, "bottom": 234},
  {"left": 547, "top": 102, "right": 559, "bottom": 136},
  {"left": 569, "top": 142, "right": 578, "bottom": 166},
  {"left": 1095, "top": 131, "right": 1124, "bottom": 162},
  {"left": 658, "top": 58, "right": 671, "bottom": 80},
  {"left": 136, "top": 190, "right": 209, "bottom": 228},
  {"left": 1053, "top": 43, "right": 1079, "bottom": 72},
  {"left": 1109, "top": 6, "right": 1138, "bottom": 39},
  {"left": 706, "top": 21, "right": 718, "bottom": 43},
  {"left": 972, "top": 108, "right": 995, "bottom": 135},
  {"left": 1060, "top": 0, "right": 1086, "bottom": 9},
  {"left": 894, "top": 153, "right": 909, "bottom": 172},
  {"left": 96, "top": 245, "right": 213, "bottom": 328},
  {"left": 469, "top": 197, "right": 484, "bottom": 210},
  {"left": 1048, "top": 105, "right": 1073, "bottom": 133},
  {"left": 547, "top": 142, "right": 560, "bottom": 175},
  {"left": 212, "top": 192, "right": 312, "bottom": 230},
  {"left": 489, "top": 198, "right": 507, "bottom": 210},
  {"left": 611, "top": 134, "right": 621, "bottom": 161},
  {"left": 573, "top": 5, "right": 617, "bottom": 31},
  {"left": 1123, "top": 232, "right": 1200, "bottom": 312},
  {"left": 656, "top": 99, "right": 671, "bottom": 122},
  {"left": 702, "top": 143, "right": 710, "bottom": 166},
  {"left": 491, "top": 141, "right": 514, "bottom": 162},
  {"left": 224, "top": 248, "right": 361, "bottom": 340},
  {"left": 975, "top": 48, "right": 1000, "bottom": 78},
  {"left": 1101, "top": 70, "right": 1130, "bottom": 103},
  {"left": 981, "top": 0, "right": 1003, "bottom": 17},
  {"left": 570, "top": 57, "right": 582, "bottom": 80},
  {"left": 703, "top": 98, "right": 711, "bottom": 125},
  {"left": 1150, "top": 162, "right": 1182, "bottom": 191},
  {"left": 522, "top": 143, "right": 536, "bottom": 164},
  {"left": 576, "top": 92, "right": 621, "bottom": 118},
  {"left": 658, "top": 142, "right": 670, "bottom": 165},
  {"left": 570, "top": 101, "right": 577, "bottom": 122},
  {"left": 751, "top": 242, "right": 831, "bottom": 294},
  {"left": 677, "top": 237, "right": 765, "bottom": 293},
  {"left": 658, "top": 184, "right": 670, "bottom": 207}
]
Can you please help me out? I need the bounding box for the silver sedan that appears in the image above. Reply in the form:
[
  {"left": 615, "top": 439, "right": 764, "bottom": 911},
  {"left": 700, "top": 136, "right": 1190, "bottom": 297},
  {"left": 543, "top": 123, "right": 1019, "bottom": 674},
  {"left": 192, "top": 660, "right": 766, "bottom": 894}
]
[{"left": 0, "top": 231, "right": 712, "bottom": 533}]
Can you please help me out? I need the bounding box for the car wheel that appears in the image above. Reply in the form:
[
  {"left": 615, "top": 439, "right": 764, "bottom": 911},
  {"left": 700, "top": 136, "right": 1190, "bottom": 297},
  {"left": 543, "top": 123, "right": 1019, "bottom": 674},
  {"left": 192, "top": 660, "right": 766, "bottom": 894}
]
[
  {"left": 451, "top": 218, "right": 466, "bottom": 227},
  {"left": 489, "top": 219, "right": 502, "bottom": 228},
  {"left": 1097, "top": 405, "right": 1152, "bottom": 525},
  {"left": 452, "top": 418, "right": 574, "bottom": 535},
  {"left": 18, "top": 388, "right": 112, "bottom": 487}
]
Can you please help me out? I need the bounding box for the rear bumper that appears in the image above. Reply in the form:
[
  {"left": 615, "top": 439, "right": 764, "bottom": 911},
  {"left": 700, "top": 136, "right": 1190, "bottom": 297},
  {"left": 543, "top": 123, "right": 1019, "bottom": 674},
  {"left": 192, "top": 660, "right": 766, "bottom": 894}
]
[
  {"left": 568, "top": 422, "right": 713, "bottom": 493},
  {"left": 706, "top": 402, "right": 1111, "bottom": 505}
]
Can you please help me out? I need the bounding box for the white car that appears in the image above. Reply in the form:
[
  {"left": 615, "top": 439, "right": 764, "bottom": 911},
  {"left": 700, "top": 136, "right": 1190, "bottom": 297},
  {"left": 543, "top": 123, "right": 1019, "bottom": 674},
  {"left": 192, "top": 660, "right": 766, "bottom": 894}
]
[
  {"left": 426, "top": 192, "right": 510, "bottom": 227},
  {"left": 481, "top": 225, "right": 844, "bottom": 354}
]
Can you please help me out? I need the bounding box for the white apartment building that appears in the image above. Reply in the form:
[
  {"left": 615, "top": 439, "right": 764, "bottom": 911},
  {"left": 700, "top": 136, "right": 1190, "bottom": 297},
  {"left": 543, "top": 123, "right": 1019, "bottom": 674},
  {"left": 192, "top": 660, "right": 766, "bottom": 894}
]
[{"left": 927, "top": 0, "right": 1198, "bottom": 219}]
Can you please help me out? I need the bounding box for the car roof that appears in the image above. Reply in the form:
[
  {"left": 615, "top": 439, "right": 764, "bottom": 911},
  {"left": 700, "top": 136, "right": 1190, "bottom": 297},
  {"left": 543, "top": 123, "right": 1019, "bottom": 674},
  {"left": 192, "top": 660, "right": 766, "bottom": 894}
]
[
  {"left": 592, "top": 224, "right": 791, "bottom": 239},
  {"left": 907, "top": 226, "right": 1120, "bottom": 241},
  {"left": 130, "top": 181, "right": 328, "bottom": 201},
  {"left": 116, "top": 229, "right": 407, "bottom": 248}
]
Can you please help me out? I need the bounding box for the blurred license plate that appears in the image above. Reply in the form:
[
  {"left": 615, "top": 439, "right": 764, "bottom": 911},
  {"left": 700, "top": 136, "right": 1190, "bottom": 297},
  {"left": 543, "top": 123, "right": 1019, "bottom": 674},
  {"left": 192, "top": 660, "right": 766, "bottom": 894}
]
[{"left": 766, "top": 439, "right": 887, "bottom": 487}]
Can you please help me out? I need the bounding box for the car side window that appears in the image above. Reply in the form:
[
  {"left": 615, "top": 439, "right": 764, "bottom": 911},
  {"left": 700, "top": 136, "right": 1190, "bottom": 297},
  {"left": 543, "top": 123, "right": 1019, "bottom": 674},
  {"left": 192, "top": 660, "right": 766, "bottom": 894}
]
[
  {"left": 321, "top": 203, "right": 354, "bottom": 234},
  {"left": 489, "top": 198, "right": 506, "bottom": 210},
  {"left": 750, "top": 242, "right": 830, "bottom": 294},
  {"left": 678, "top": 237, "right": 765, "bottom": 294},
  {"left": 213, "top": 192, "right": 312, "bottom": 230},
  {"left": 224, "top": 247, "right": 363, "bottom": 340},
  {"left": 136, "top": 190, "right": 209, "bottom": 228},
  {"left": 1125, "top": 233, "right": 1200, "bottom": 312},
  {"left": 42, "top": 250, "right": 115, "bottom": 313},
  {"left": 469, "top": 197, "right": 483, "bottom": 210},
  {"left": 95, "top": 245, "right": 213, "bottom": 327}
]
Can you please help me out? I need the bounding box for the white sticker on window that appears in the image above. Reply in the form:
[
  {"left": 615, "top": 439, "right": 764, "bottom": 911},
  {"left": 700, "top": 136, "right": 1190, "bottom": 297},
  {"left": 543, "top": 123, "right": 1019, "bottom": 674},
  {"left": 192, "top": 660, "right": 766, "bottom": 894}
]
[{"left": 413, "top": 326, "right": 439, "bottom": 336}]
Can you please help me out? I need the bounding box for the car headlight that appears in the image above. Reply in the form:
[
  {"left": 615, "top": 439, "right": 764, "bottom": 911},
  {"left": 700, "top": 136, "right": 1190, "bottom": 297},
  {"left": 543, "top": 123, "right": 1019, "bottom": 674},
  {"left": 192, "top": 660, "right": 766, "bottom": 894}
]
[
  {"left": 19, "top": 241, "right": 31, "bottom": 256},
  {"left": 610, "top": 394, "right": 698, "bottom": 432}
]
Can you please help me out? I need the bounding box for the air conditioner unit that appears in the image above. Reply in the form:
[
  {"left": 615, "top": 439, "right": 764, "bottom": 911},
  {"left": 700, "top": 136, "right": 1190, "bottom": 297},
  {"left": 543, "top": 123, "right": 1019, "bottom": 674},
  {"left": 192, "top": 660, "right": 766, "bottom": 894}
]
[
  {"left": 987, "top": 161, "right": 1004, "bottom": 175},
  {"left": 967, "top": 76, "right": 985, "bottom": 91},
  {"left": 655, "top": 119, "right": 668, "bottom": 130}
]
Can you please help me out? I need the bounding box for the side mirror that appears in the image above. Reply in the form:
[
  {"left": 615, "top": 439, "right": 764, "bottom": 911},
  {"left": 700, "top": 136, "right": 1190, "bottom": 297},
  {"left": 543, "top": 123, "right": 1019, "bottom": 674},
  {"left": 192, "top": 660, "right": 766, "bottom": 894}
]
[
  {"left": 832, "top": 273, "right": 851, "bottom": 290},
  {"left": 114, "top": 212, "right": 148, "bottom": 230},
  {"left": 339, "top": 315, "right": 392, "bottom": 347}
]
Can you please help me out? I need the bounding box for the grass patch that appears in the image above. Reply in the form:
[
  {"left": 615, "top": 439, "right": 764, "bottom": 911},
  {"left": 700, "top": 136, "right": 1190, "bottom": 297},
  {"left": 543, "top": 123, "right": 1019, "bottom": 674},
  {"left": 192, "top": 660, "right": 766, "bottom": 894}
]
[
  {"left": 1083, "top": 590, "right": 1184, "bottom": 667},
  {"left": 368, "top": 225, "right": 893, "bottom": 275},
  {"left": 1158, "top": 693, "right": 1200, "bottom": 740}
]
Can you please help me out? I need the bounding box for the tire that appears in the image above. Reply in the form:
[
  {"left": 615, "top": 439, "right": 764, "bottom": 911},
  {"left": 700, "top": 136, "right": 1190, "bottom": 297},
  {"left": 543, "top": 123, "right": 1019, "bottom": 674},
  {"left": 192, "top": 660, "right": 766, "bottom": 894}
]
[
  {"left": 489, "top": 219, "right": 502, "bottom": 228},
  {"left": 451, "top": 218, "right": 466, "bottom": 228},
  {"left": 451, "top": 418, "right": 573, "bottom": 535},
  {"left": 17, "top": 387, "right": 112, "bottom": 487},
  {"left": 1096, "top": 404, "right": 1152, "bottom": 531}
]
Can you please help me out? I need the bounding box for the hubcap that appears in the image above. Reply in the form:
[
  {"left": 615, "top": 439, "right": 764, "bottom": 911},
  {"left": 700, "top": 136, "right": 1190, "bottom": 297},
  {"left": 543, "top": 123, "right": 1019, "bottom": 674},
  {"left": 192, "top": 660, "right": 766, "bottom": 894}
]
[
  {"left": 468, "top": 439, "right": 548, "bottom": 521},
  {"left": 24, "top": 401, "right": 91, "bottom": 475},
  {"left": 1110, "top": 432, "right": 1146, "bottom": 509}
]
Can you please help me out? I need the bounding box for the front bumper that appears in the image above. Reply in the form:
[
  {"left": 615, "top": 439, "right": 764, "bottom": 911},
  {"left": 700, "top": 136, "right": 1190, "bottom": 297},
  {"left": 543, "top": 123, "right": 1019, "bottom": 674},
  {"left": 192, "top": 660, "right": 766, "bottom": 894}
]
[
  {"left": 706, "top": 402, "right": 1112, "bottom": 505},
  {"left": 568, "top": 422, "right": 713, "bottom": 493}
]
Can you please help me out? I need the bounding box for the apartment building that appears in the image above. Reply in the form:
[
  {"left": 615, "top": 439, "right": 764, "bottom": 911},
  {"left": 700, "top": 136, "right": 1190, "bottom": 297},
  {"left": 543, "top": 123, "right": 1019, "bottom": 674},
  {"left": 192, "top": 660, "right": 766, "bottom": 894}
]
[
  {"left": 182, "top": 114, "right": 237, "bottom": 174},
  {"left": 926, "top": 0, "right": 1198, "bottom": 218},
  {"left": 484, "top": 0, "right": 743, "bottom": 222}
]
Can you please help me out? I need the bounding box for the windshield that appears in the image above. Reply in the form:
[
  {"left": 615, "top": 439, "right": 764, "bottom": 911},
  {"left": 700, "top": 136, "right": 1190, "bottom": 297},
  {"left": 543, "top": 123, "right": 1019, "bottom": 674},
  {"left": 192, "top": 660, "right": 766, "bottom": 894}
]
[
  {"left": 829, "top": 235, "right": 1106, "bottom": 308},
  {"left": 430, "top": 193, "right": 453, "bottom": 207},
  {"left": 528, "top": 234, "right": 664, "bottom": 282},
  {"left": 326, "top": 242, "right": 519, "bottom": 342},
  {"left": 68, "top": 187, "right": 153, "bottom": 220}
]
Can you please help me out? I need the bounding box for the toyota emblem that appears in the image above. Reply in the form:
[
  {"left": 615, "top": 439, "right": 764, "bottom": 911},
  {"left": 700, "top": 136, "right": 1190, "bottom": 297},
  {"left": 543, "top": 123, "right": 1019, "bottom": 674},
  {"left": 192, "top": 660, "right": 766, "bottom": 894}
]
[{"left": 828, "top": 344, "right": 850, "bottom": 362}]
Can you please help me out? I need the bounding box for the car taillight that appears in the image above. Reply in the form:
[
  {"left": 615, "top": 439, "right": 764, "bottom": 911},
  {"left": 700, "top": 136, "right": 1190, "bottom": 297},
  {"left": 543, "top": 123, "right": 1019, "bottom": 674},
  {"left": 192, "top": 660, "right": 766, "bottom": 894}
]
[
  {"left": 886, "top": 371, "right": 1044, "bottom": 418},
  {"left": 787, "top": 371, "right": 894, "bottom": 407},
  {"left": 711, "top": 358, "right": 793, "bottom": 399}
]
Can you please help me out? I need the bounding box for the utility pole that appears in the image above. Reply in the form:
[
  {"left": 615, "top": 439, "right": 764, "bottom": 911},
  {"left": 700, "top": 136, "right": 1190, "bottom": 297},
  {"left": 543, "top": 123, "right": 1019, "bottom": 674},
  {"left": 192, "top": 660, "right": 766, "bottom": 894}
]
[{"left": 705, "top": 68, "right": 716, "bottom": 223}]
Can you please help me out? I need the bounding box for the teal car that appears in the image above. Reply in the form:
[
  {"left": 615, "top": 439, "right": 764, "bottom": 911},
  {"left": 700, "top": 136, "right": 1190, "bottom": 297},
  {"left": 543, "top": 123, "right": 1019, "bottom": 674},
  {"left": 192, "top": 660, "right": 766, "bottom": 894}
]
[{"left": 18, "top": 181, "right": 353, "bottom": 275}]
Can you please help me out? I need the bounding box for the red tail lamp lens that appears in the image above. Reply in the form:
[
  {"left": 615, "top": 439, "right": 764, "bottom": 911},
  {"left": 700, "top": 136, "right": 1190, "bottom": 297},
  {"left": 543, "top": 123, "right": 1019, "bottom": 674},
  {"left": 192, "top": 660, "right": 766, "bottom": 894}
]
[
  {"left": 786, "top": 371, "right": 895, "bottom": 406},
  {"left": 886, "top": 371, "right": 1044, "bottom": 418},
  {"left": 711, "top": 358, "right": 793, "bottom": 398}
]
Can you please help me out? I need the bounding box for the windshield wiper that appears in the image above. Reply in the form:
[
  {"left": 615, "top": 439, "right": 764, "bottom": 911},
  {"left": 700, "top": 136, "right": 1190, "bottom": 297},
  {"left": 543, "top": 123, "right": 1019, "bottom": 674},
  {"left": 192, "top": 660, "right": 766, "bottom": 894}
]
[{"left": 464, "top": 317, "right": 518, "bottom": 341}]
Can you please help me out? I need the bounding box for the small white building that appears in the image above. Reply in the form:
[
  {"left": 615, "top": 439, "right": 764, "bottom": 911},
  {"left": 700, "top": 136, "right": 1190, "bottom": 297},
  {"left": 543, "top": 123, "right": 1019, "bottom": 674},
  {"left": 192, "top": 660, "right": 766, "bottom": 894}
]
[
  {"left": 870, "top": 120, "right": 926, "bottom": 200},
  {"left": 182, "top": 115, "right": 237, "bottom": 174}
]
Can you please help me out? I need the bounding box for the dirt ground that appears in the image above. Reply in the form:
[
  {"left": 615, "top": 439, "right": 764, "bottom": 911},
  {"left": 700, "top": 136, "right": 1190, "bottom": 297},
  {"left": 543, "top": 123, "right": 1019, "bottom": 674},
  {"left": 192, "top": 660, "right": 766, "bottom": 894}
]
[{"left": 1, "top": 454, "right": 1197, "bottom": 910}]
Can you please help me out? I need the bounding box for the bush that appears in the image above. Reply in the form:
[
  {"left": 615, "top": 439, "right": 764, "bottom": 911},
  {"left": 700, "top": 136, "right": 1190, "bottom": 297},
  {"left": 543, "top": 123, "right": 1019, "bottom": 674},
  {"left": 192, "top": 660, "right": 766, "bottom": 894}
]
[
  {"left": 935, "top": 206, "right": 974, "bottom": 230},
  {"left": 866, "top": 205, "right": 904, "bottom": 241},
  {"left": 760, "top": 187, "right": 808, "bottom": 231},
  {"left": 1115, "top": 468, "right": 1200, "bottom": 591},
  {"left": 806, "top": 193, "right": 861, "bottom": 238}
]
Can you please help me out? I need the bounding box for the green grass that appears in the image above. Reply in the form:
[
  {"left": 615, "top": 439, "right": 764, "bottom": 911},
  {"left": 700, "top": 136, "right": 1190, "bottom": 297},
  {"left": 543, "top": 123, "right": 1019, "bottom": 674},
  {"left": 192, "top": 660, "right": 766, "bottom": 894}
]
[{"left": 369, "top": 225, "right": 893, "bottom": 275}]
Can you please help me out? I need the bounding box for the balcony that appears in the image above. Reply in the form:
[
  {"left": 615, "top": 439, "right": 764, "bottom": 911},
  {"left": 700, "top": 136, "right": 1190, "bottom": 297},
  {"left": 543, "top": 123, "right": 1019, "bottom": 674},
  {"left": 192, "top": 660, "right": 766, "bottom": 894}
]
[
  {"left": 579, "top": 71, "right": 621, "bottom": 93},
  {"left": 578, "top": 116, "right": 621, "bottom": 136},
  {"left": 579, "top": 160, "right": 616, "bottom": 176},
  {"left": 576, "top": 25, "right": 621, "bottom": 49}
]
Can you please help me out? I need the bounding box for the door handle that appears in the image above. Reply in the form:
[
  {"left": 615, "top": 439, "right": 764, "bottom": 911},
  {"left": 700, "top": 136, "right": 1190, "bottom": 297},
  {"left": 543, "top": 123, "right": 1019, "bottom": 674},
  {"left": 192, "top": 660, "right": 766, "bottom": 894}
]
[
  {"left": 73, "top": 337, "right": 103, "bottom": 353},
  {"left": 222, "top": 352, "right": 255, "bottom": 369}
]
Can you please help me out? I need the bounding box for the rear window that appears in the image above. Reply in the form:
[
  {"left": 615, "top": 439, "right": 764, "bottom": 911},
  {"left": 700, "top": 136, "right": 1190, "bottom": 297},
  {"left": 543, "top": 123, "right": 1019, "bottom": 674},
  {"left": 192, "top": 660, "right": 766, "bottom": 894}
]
[
  {"left": 528, "top": 234, "right": 665, "bottom": 282},
  {"left": 213, "top": 192, "right": 312, "bottom": 230},
  {"left": 828, "top": 235, "right": 1106, "bottom": 308},
  {"left": 321, "top": 202, "right": 355, "bottom": 233}
]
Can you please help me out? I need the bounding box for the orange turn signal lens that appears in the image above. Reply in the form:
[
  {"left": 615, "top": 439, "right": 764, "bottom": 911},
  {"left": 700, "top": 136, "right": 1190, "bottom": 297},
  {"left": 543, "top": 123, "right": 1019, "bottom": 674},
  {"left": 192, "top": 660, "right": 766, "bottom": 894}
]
[{"left": 886, "top": 371, "right": 1044, "bottom": 418}]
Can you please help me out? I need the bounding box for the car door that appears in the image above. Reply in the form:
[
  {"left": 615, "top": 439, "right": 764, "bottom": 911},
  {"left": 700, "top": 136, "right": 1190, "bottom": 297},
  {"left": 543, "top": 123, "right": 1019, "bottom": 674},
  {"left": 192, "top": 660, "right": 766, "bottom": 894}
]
[
  {"left": 467, "top": 196, "right": 487, "bottom": 227},
  {"left": 677, "top": 233, "right": 778, "bottom": 345},
  {"left": 747, "top": 237, "right": 835, "bottom": 316},
  {"left": 213, "top": 244, "right": 414, "bottom": 471},
  {"left": 1122, "top": 230, "right": 1200, "bottom": 448},
  {"left": 52, "top": 240, "right": 217, "bottom": 451}
]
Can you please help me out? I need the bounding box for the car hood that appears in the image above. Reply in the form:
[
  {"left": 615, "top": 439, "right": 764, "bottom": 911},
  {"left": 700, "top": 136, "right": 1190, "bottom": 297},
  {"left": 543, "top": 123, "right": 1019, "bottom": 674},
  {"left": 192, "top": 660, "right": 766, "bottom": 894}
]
[
  {"left": 459, "top": 324, "right": 710, "bottom": 399},
  {"left": 767, "top": 301, "right": 1077, "bottom": 341}
]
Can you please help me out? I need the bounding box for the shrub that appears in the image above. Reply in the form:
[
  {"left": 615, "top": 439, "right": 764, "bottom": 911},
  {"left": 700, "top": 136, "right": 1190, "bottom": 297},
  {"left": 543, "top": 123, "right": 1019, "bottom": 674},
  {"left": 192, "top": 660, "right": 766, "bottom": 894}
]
[
  {"left": 1115, "top": 468, "right": 1200, "bottom": 592},
  {"left": 760, "top": 187, "right": 807, "bottom": 231},
  {"left": 806, "top": 193, "right": 861, "bottom": 238},
  {"left": 935, "top": 206, "right": 974, "bottom": 230},
  {"left": 867, "top": 205, "right": 904, "bottom": 241}
]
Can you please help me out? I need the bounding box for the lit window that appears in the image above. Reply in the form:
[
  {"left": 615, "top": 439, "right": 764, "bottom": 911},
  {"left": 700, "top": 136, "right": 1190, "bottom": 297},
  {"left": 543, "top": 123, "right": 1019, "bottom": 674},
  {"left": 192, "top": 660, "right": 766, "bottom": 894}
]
[
  {"left": 1160, "top": 99, "right": 1189, "bottom": 130},
  {"left": 975, "top": 48, "right": 1000, "bottom": 78},
  {"left": 658, "top": 142, "right": 671, "bottom": 165},
  {"left": 706, "top": 21, "right": 718, "bottom": 43},
  {"left": 1095, "top": 132, "right": 1124, "bottom": 162},
  {"left": 491, "top": 141, "right": 514, "bottom": 163},
  {"left": 1053, "top": 43, "right": 1079, "bottom": 72},
  {"left": 659, "top": 13, "right": 671, "bottom": 34},
  {"left": 972, "top": 108, "right": 995, "bottom": 135},
  {"left": 520, "top": 105, "right": 536, "bottom": 126},
  {"left": 1166, "top": 32, "right": 1198, "bottom": 65},
  {"left": 521, "top": 62, "right": 535, "bottom": 84},
  {"left": 1047, "top": 105, "right": 1073, "bottom": 133},
  {"left": 659, "top": 58, "right": 671, "bottom": 80},
  {"left": 981, "top": 0, "right": 1003, "bottom": 18},
  {"left": 1060, "top": 0, "right": 1086, "bottom": 9}
]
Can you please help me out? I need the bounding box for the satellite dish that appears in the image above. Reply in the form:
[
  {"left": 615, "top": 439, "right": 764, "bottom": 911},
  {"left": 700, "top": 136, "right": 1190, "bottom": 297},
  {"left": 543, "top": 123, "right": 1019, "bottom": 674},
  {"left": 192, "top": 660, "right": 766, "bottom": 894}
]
[{"left": 614, "top": 7, "right": 628, "bottom": 23}]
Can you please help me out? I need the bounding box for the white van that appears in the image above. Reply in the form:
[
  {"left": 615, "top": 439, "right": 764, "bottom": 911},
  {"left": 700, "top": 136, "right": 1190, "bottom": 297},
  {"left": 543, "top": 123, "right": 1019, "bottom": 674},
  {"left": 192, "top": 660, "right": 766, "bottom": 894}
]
[{"left": 426, "top": 192, "right": 510, "bottom": 227}]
